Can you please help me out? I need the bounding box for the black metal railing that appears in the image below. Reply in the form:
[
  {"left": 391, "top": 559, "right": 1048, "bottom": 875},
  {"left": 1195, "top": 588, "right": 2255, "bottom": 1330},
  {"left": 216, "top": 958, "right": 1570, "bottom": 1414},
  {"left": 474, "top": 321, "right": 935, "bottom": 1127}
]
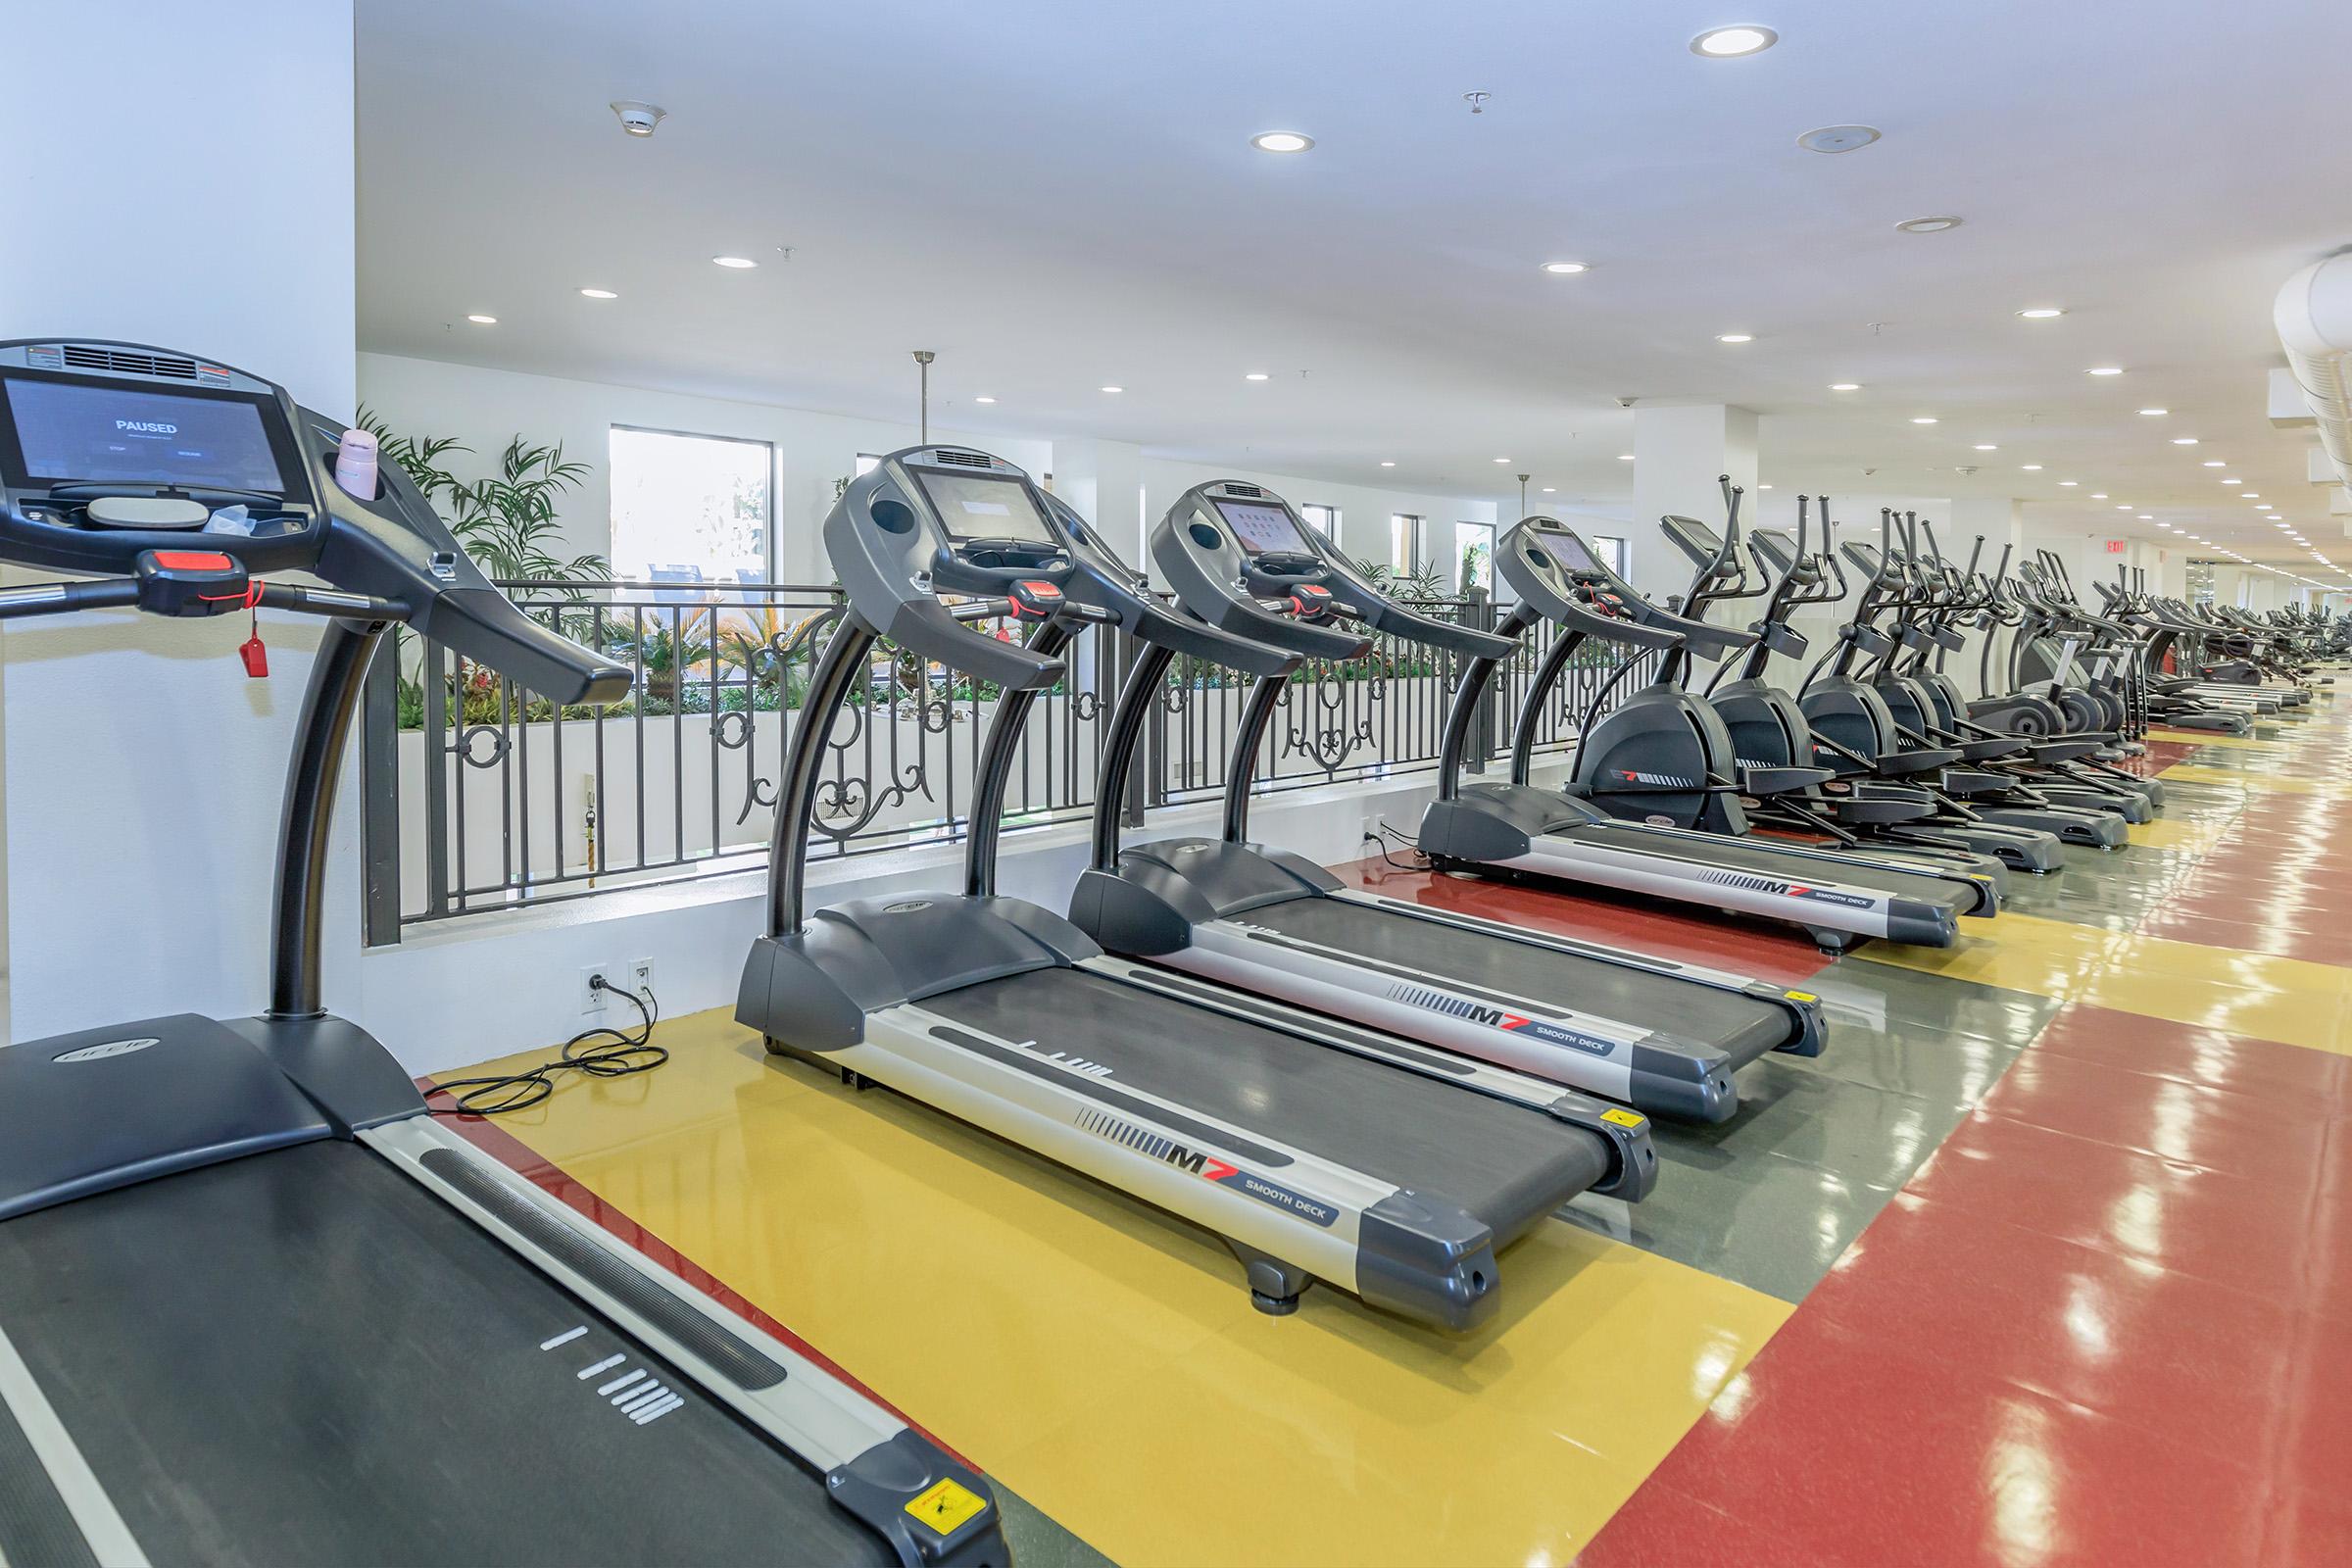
[{"left": 359, "top": 580, "right": 1655, "bottom": 940}]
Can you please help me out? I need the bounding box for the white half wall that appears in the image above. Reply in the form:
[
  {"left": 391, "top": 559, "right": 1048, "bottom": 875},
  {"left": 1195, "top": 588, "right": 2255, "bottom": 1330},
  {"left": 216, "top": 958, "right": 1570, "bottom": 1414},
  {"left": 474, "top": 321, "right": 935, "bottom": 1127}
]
[{"left": 1, "top": 0, "right": 357, "bottom": 1042}]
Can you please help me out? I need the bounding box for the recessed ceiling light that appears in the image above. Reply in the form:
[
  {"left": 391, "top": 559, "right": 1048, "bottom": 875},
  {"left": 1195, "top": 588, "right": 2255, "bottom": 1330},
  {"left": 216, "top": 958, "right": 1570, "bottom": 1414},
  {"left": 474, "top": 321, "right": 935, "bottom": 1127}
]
[
  {"left": 578, "top": 288, "right": 618, "bottom": 299},
  {"left": 2017, "top": 307, "right": 2067, "bottom": 319},
  {"left": 711, "top": 256, "right": 758, "bottom": 270},
  {"left": 1974, "top": 444, "right": 1997, "bottom": 451},
  {"left": 1542, "top": 262, "right": 1590, "bottom": 275},
  {"left": 1250, "top": 131, "right": 1313, "bottom": 154},
  {"left": 466, "top": 314, "right": 497, "bottom": 325},
  {"left": 2202, "top": 460, "right": 2225, "bottom": 466},
  {"left": 1797, "top": 124, "right": 1882, "bottom": 155},
  {"left": 2222, "top": 477, "right": 2240, "bottom": 484},
  {"left": 1759, "top": 483, "right": 1774, "bottom": 490},
  {"left": 1911, "top": 416, "right": 1938, "bottom": 424},
  {"left": 1895, "top": 216, "right": 1963, "bottom": 234},
  {"left": 2171, "top": 437, "right": 2198, "bottom": 445},
  {"left": 1830, "top": 383, "right": 1861, "bottom": 392},
  {"left": 2086, "top": 366, "right": 2124, "bottom": 375},
  {"left": 1245, "top": 372, "right": 1269, "bottom": 380},
  {"left": 2243, "top": 493, "right": 2260, "bottom": 499},
  {"left": 1100, "top": 385, "right": 1124, "bottom": 393},
  {"left": 1618, "top": 454, "right": 1636, "bottom": 462},
  {"left": 2059, "top": 480, "right": 2079, "bottom": 486},
  {"left": 1717, "top": 333, "right": 1754, "bottom": 343},
  {"left": 1380, "top": 461, "right": 1396, "bottom": 467},
  {"left": 1494, "top": 457, "right": 1511, "bottom": 464},
  {"left": 1542, "top": 486, "right": 1556, "bottom": 492},
  {"left": 1691, "top": 24, "right": 1778, "bottom": 57},
  {"left": 974, "top": 396, "right": 996, "bottom": 405},
  {"left": 2022, "top": 464, "right": 2044, "bottom": 470},
  {"left": 2138, "top": 408, "right": 2168, "bottom": 416},
  {"left": 2117, "top": 505, "right": 2132, "bottom": 511},
  {"left": 2091, "top": 492, "right": 2108, "bottom": 499},
  {"left": 2138, "top": 514, "right": 2153, "bottom": 519}
]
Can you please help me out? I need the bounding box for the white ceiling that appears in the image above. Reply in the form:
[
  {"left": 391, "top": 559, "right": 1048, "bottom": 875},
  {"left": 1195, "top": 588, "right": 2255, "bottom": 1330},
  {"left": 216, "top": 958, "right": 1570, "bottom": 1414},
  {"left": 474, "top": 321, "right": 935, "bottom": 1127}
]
[{"left": 356, "top": 0, "right": 2352, "bottom": 573}]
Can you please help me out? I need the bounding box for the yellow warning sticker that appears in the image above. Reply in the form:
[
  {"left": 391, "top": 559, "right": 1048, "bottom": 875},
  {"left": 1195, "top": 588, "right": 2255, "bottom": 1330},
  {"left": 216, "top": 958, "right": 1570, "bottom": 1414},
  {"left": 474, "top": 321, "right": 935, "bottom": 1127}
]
[
  {"left": 1600, "top": 1107, "right": 1646, "bottom": 1129},
  {"left": 906, "top": 1479, "right": 988, "bottom": 1537},
  {"left": 1785, "top": 990, "right": 1818, "bottom": 1004}
]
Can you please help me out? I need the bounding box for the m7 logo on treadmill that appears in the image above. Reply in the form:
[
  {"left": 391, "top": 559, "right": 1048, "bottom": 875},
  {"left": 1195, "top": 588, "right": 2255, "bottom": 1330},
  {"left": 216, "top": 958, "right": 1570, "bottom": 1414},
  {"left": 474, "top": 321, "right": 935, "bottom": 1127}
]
[
  {"left": 1386, "top": 984, "right": 1618, "bottom": 1056},
  {"left": 1072, "top": 1109, "right": 1337, "bottom": 1226}
]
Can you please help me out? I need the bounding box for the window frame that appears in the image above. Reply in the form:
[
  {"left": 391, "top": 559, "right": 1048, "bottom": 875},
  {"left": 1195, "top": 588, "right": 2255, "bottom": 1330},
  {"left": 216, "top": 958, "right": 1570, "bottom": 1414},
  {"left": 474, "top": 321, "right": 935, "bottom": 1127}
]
[{"left": 608, "top": 422, "right": 780, "bottom": 583}]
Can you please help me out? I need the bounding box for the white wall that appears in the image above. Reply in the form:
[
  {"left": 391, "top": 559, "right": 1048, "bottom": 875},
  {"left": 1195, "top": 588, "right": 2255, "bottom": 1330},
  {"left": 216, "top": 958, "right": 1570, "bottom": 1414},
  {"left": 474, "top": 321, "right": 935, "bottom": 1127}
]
[
  {"left": 358, "top": 353, "right": 1054, "bottom": 583},
  {"left": 0, "top": 0, "right": 357, "bottom": 1042}
]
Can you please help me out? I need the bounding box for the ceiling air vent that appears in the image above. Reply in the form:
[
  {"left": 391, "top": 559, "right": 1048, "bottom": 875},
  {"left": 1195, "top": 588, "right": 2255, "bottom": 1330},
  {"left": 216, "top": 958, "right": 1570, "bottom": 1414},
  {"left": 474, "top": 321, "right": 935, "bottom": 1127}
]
[{"left": 61, "top": 345, "right": 201, "bottom": 381}]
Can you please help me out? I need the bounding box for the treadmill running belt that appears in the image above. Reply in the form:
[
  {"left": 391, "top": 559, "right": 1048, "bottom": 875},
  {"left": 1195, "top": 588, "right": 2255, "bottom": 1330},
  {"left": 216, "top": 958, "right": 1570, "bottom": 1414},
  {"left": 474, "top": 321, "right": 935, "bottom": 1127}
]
[
  {"left": 1248, "top": 897, "right": 1792, "bottom": 1065},
  {"left": 0, "top": 1140, "right": 888, "bottom": 1568},
  {"left": 1559, "top": 817, "right": 1975, "bottom": 913},
  {"left": 927, "top": 967, "right": 1608, "bottom": 1242}
]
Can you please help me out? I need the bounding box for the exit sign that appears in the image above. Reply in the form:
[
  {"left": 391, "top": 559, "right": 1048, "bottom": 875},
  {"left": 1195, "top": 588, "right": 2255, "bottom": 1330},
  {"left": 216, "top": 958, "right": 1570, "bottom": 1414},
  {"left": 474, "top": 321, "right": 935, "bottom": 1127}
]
[{"left": 2104, "top": 539, "right": 2128, "bottom": 554}]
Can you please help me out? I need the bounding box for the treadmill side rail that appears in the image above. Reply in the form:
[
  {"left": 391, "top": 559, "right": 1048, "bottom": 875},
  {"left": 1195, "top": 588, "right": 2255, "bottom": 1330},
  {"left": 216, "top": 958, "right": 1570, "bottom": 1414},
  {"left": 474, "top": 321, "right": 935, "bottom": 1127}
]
[{"left": 377, "top": 1121, "right": 1012, "bottom": 1567}]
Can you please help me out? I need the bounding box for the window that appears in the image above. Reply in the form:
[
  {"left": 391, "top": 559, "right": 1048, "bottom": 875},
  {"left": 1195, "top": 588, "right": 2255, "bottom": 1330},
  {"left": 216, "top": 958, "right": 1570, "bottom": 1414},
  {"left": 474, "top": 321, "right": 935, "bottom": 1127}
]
[
  {"left": 1299, "top": 503, "right": 1338, "bottom": 537},
  {"left": 1389, "top": 514, "right": 1422, "bottom": 573},
  {"left": 610, "top": 426, "right": 775, "bottom": 585},
  {"left": 1453, "top": 520, "right": 1495, "bottom": 594},
  {"left": 1592, "top": 535, "right": 1631, "bottom": 578}
]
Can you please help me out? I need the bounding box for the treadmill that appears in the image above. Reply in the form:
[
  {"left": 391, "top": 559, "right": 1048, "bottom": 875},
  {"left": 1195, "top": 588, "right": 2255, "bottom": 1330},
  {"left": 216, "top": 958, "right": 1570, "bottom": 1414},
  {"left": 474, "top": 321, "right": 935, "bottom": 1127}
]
[
  {"left": 1418, "top": 518, "right": 1997, "bottom": 951},
  {"left": 0, "top": 342, "right": 1002, "bottom": 1567},
  {"left": 736, "top": 447, "right": 1653, "bottom": 1330},
  {"left": 1066, "top": 479, "right": 1826, "bottom": 1125}
]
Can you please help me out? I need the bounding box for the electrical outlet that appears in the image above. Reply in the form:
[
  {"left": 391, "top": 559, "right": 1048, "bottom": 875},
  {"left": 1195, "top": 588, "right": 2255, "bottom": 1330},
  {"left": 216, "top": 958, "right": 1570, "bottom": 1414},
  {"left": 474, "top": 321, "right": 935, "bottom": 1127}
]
[
  {"left": 627, "top": 958, "right": 655, "bottom": 1004},
  {"left": 579, "top": 964, "right": 614, "bottom": 1015}
]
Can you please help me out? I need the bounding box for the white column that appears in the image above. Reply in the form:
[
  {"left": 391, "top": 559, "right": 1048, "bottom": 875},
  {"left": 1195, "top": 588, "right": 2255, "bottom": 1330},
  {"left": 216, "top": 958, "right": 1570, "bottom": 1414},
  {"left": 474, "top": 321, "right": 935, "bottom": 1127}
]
[
  {"left": 1630, "top": 405, "right": 1757, "bottom": 599},
  {"left": 2, "top": 0, "right": 356, "bottom": 1041},
  {"left": 1050, "top": 438, "right": 1146, "bottom": 565}
]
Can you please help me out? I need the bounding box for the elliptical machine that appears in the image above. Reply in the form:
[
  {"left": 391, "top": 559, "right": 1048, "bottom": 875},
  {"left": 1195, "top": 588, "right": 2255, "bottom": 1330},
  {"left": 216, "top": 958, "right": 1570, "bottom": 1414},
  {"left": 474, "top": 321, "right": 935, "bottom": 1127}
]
[{"left": 1790, "top": 504, "right": 2080, "bottom": 869}]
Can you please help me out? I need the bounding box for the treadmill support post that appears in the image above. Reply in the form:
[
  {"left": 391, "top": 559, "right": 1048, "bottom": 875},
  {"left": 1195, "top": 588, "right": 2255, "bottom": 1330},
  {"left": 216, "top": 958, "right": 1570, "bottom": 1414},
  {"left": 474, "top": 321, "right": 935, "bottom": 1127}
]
[
  {"left": 1220, "top": 672, "right": 1289, "bottom": 844},
  {"left": 1435, "top": 601, "right": 1542, "bottom": 802},
  {"left": 1089, "top": 638, "right": 1178, "bottom": 872},
  {"left": 964, "top": 617, "right": 1077, "bottom": 898},
  {"left": 268, "top": 617, "right": 391, "bottom": 1019},
  {"left": 1508, "top": 622, "right": 1588, "bottom": 788},
  {"left": 763, "top": 612, "right": 879, "bottom": 940}
]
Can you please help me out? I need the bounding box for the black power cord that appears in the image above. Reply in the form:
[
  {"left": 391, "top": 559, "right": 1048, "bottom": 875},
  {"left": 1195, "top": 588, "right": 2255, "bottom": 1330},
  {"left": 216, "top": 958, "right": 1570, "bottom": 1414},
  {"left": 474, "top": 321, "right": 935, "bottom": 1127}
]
[
  {"left": 1362, "top": 821, "right": 1431, "bottom": 872},
  {"left": 429, "top": 975, "right": 667, "bottom": 1116}
]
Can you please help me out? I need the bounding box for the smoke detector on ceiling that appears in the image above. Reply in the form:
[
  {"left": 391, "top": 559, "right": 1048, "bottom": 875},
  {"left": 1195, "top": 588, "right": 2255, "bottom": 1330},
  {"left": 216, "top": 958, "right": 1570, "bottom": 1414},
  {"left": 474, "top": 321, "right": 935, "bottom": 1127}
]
[
  {"left": 611, "top": 101, "right": 667, "bottom": 137},
  {"left": 1895, "top": 216, "right": 1964, "bottom": 234},
  {"left": 1797, "top": 124, "right": 1881, "bottom": 154}
]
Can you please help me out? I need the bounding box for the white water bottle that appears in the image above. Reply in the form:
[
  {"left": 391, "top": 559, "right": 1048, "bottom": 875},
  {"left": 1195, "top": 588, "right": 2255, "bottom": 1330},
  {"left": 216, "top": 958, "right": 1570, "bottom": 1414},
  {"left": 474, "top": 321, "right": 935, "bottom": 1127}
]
[{"left": 334, "top": 425, "right": 380, "bottom": 500}]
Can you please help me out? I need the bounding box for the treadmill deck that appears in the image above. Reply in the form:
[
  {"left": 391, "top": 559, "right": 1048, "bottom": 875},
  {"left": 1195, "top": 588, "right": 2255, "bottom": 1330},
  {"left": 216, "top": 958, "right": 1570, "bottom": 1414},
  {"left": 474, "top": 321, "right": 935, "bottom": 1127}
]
[
  {"left": 0, "top": 1140, "right": 886, "bottom": 1567},
  {"left": 924, "top": 966, "right": 1610, "bottom": 1244},
  {"left": 1245, "top": 894, "right": 1795, "bottom": 1065}
]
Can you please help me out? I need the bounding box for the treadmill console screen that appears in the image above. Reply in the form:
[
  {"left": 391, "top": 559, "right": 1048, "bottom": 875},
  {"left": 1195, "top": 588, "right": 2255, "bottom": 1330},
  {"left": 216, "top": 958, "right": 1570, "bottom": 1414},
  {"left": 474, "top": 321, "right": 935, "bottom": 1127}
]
[
  {"left": 1533, "top": 528, "right": 1604, "bottom": 576},
  {"left": 1213, "top": 499, "right": 1309, "bottom": 556},
  {"left": 913, "top": 468, "right": 1054, "bottom": 544},
  {"left": 0, "top": 374, "right": 288, "bottom": 494}
]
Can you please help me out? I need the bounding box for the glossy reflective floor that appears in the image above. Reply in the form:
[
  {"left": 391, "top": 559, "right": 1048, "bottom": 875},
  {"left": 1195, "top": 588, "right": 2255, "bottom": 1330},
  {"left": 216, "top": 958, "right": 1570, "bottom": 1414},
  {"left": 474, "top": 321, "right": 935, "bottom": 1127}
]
[{"left": 433, "top": 686, "right": 2352, "bottom": 1567}]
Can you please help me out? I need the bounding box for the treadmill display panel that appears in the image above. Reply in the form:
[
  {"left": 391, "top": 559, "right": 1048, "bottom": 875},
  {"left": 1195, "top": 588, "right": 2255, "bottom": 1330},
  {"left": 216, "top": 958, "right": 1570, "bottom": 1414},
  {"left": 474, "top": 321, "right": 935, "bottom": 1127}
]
[
  {"left": 1533, "top": 528, "right": 1605, "bottom": 576},
  {"left": 1214, "top": 499, "right": 1310, "bottom": 556},
  {"left": 912, "top": 468, "right": 1054, "bottom": 544},
  {"left": 1, "top": 374, "right": 287, "bottom": 493}
]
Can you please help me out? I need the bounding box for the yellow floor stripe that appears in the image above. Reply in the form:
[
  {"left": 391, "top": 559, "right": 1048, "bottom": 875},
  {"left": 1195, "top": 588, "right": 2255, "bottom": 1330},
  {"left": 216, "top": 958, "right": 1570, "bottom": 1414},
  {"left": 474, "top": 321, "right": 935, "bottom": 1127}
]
[
  {"left": 2124, "top": 815, "right": 2233, "bottom": 854},
  {"left": 2145, "top": 728, "right": 2283, "bottom": 750},
  {"left": 2157, "top": 762, "right": 2352, "bottom": 798},
  {"left": 1861, "top": 910, "right": 2352, "bottom": 1054},
  {"left": 464, "top": 1011, "right": 1791, "bottom": 1567}
]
